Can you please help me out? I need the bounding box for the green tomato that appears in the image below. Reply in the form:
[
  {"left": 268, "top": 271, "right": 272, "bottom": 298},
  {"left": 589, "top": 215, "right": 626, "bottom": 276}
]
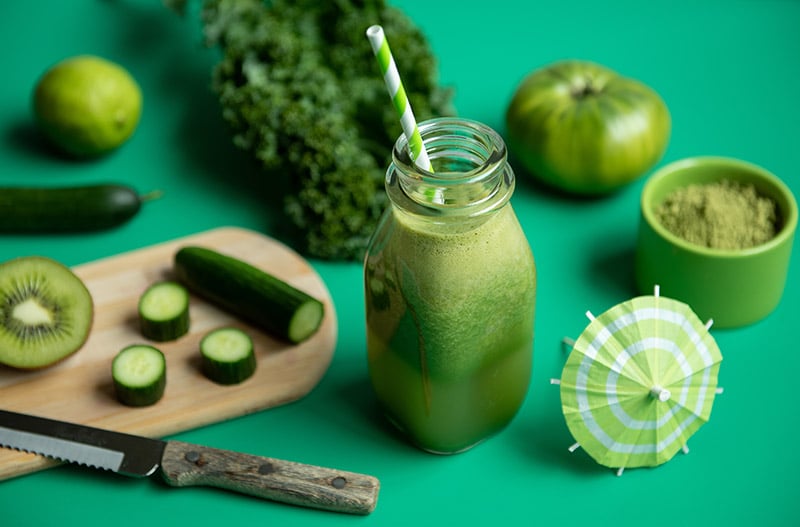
[{"left": 505, "top": 60, "right": 671, "bottom": 194}]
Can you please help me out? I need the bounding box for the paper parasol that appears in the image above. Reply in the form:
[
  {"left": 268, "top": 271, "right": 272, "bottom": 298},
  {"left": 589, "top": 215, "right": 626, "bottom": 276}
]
[{"left": 554, "top": 286, "right": 723, "bottom": 474}]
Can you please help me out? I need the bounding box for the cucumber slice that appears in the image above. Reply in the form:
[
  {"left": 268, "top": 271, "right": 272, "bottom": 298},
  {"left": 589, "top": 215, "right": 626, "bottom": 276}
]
[
  {"left": 200, "top": 327, "right": 256, "bottom": 385},
  {"left": 138, "top": 281, "right": 190, "bottom": 341},
  {"left": 112, "top": 344, "right": 166, "bottom": 407},
  {"left": 174, "top": 246, "right": 324, "bottom": 344}
]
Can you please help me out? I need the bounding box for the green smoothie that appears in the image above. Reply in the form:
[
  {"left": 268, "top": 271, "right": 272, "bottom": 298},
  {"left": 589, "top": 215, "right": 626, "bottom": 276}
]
[{"left": 365, "top": 205, "right": 536, "bottom": 453}]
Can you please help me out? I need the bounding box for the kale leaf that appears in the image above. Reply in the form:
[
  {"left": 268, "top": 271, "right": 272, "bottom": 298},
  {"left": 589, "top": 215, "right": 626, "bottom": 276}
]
[{"left": 174, "top": 0, "right": 455, "bottom": 259}]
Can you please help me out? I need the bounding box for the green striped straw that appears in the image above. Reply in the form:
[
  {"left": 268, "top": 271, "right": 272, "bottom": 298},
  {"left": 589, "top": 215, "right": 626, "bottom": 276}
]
[{"left": 366, "top": 24, "right": 433, "bottom": 172}]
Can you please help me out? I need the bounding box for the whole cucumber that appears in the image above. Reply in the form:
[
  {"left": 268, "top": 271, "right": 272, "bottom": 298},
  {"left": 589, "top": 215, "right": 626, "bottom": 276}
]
[{"left": 0, "top": 184, "right": 158, "bottom": 232}]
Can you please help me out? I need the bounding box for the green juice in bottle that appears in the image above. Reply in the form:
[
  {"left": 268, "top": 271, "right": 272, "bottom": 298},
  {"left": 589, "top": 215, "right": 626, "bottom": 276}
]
[{"left": 364, "top": 118, "right": 536, "bottom": 454}]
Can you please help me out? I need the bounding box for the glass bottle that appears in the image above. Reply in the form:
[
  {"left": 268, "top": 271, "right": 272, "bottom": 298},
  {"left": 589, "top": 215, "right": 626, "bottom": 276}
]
[{"left": 364, "top": 118, "right": 536, "bottom": 454}]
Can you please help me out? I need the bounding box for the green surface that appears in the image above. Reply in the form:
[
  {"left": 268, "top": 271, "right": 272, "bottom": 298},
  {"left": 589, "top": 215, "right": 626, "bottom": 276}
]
[{"left": 1, "top": 1, "right": 798, "bottom": 525}]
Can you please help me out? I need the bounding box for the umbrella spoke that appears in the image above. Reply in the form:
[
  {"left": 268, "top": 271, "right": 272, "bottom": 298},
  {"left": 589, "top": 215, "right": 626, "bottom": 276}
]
[
  {"left": 561, "top": 379, "right": 646, "bottom": 415},
  {"left": 661, "top": 376, "right": 720, "bottom": 422},
  {"left": 573, "top": 310, "right": 652, "bottom": 387},
  {"left": 599, "top": 419, "right": 656, "bottom": 467},
  {"left": 659, "top": 331, "right": 723, "bottom": 386}
]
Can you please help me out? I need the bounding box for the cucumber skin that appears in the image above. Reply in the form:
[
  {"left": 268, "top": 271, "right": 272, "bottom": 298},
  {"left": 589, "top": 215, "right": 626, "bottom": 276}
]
[
  {"left": 138, "top": 282, "right": 191, "bottom": 342},
  {"left": 139, "top": 306, "right": 190, "bottom": 342},
  {"left": 112, "top": 345, "right": 166, "bottom": 407},
  {"left": 174, "top": 246, "right": 324, "bottom": 344},
  {"left": 200, "top": 328, "right": 257, "bottom": 385},
  {"left": 203, "top": 354, "right": 256, "bottom": 385},
  {"left": 0, "top": 184, "right": 141, "bottom": 232}
]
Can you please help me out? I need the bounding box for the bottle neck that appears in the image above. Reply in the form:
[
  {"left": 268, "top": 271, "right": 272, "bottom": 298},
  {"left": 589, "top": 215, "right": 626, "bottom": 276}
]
[{"left": 386, "top": 118, "right": 514, "bottom": 218}]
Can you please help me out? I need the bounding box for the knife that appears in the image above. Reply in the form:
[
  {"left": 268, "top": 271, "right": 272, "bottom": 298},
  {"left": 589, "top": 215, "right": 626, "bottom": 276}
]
[{"left": 0, "top": 409, "right": 379, "bottom": 515}]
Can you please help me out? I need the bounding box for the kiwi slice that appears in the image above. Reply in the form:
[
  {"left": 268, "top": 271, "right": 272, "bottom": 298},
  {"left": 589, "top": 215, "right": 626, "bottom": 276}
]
[{"left": 0, "top": 256, "right": 93, "bottom": 369}]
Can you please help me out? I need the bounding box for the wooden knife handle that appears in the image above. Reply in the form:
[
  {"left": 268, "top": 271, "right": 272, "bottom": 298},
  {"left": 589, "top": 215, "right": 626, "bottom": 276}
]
[{"left": 160, "top": 440, "right": 379, "bottom": 514}]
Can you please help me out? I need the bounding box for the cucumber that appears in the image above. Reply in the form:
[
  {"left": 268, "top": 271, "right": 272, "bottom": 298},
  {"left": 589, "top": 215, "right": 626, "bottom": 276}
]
[
  {"left": 174, "top": 246, "right": 324, "bottom": 344},
  {"left": 0, "top": 184, "right": 160, "bottom": 233},
  {"left": 200, "top": 327, "right": 256, "bottom": 385},
  {"left": 112, "top": 344, "right": 166, "bottom": 407},
  {"left": 138, "top": 281, "right": 190, "bottom": 342}
]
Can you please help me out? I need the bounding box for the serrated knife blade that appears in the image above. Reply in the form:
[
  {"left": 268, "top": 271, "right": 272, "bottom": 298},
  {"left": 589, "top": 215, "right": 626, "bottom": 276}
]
[
  {"left": 0, "top": 409, "right": 379, "bottom": 515},
  {"left": 0, "top": 409, "right": 163, "bottom": 476}
]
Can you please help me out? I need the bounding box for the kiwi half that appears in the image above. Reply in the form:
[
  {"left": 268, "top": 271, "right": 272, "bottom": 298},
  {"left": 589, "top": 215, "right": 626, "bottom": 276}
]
[{"left": 0, "top": 256, "right": 93, "bottom": 369}]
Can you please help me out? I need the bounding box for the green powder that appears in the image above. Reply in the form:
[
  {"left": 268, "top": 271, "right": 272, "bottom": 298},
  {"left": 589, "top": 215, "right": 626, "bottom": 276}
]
[{"left": 655, "top": 179, "right": 778, "bottom": 250}]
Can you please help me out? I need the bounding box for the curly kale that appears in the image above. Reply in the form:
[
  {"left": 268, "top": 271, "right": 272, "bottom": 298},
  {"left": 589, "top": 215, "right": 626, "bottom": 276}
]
[{"left": 174, "top": 0, "right": 455, "bottom": 259}]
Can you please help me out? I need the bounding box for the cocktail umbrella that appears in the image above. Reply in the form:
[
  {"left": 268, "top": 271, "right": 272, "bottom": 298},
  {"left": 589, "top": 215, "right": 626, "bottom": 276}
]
[{"left": 554, "top": 286, "right": 723, "bottom": 474}]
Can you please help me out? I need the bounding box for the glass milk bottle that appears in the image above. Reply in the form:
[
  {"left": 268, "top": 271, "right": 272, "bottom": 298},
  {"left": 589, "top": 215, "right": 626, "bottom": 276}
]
[{"left": 364, "top": 118, "right": 536, "bottom": 454}]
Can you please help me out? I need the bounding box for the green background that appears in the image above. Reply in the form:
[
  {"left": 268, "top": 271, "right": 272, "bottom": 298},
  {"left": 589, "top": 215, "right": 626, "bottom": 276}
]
[{"left": 2, "top": 1, "right": 798, "bottom": 525}]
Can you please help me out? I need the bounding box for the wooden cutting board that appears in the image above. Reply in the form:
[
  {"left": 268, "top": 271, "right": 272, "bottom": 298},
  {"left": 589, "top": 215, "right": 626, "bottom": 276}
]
[{"left": 0, "top": 226, "right": 337, "bottom": 480}]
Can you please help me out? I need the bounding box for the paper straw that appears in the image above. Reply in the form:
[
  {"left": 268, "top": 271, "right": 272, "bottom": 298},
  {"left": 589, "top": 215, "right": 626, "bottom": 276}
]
[{"left": 366, "top": 24, "right": 433, "bottom": 172}]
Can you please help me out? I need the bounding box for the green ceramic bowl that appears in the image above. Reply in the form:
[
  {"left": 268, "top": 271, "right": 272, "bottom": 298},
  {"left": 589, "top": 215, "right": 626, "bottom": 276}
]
[{"left": 635, "top": 156, "right": 797, "bottom": 328}]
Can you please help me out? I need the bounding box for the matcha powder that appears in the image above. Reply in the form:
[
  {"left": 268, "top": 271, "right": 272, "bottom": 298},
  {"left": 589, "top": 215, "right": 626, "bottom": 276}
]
[{"left": 655, "top": 179, "right": 779, "bottom": 250}]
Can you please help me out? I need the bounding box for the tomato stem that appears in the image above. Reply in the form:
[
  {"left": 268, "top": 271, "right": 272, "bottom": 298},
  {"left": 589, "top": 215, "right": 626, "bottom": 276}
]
[{"left": 571, "top": 78, "right": 601, "bottom": 100}]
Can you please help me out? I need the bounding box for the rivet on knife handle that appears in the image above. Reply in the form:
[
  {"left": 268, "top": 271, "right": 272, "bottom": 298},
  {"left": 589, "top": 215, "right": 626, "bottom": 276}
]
[{"left": 160, "top": 441, "right": 380, "bottom": 515}]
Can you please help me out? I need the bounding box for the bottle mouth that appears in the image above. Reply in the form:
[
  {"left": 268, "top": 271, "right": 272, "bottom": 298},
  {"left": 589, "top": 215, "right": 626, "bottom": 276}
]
[{"left": 391, "top": 118, "right": 512, "bottom": 211}]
